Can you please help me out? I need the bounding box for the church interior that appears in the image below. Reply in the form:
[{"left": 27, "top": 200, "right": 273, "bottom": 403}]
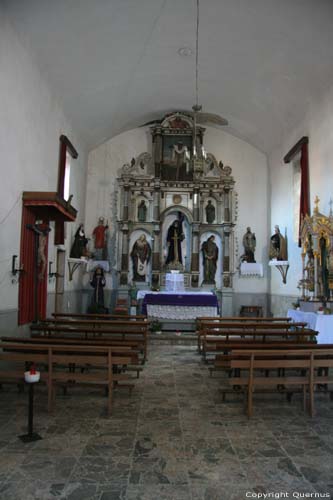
[{"left": 1, "top": 1, "right": 333, "bottom": 499}]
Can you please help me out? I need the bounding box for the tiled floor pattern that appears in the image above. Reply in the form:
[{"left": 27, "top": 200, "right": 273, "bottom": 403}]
[{"left": 0, "top": 344, "right": 332, "bottom": 499}]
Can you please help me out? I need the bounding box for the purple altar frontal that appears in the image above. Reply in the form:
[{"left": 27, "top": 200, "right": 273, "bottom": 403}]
[{"left": 141, "top": 292, "right": 219, "bottom": 317}]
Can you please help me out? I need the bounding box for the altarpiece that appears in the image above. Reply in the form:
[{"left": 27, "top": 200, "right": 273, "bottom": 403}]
[
  {"left": 299, "top": 197, "right": 333, "bottom": 301},
  {"left": 115, "top": 112, "right": 236, "bottom": 293}
]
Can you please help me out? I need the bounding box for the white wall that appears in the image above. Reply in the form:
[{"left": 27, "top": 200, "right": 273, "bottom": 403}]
[
  {"left": 86, "top": 125, "right": 269, "bottom": 293},
  {"left": 0, "top": 9, "right": 88, "bottom": 312},
  {"left": 269, "top": 83, "right": 333, "bottom": 298}
]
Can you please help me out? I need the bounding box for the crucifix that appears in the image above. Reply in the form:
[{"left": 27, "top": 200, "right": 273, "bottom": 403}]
[{"left": 171, "top": 229, "right": 179, "bottom": 263}]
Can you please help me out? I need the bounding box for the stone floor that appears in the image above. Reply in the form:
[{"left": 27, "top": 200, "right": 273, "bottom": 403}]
[{"left": 0, "top": 344, "right": 333, "bottom": 500}]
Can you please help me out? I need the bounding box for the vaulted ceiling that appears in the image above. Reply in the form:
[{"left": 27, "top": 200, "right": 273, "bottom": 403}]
[{"left": 4, "top": 0, "right": 333, "bottom": 153}]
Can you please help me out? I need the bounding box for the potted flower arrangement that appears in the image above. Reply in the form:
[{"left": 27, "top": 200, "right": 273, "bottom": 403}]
[{"left": 150, "top": 320, "right": 162, "bottom": 334}]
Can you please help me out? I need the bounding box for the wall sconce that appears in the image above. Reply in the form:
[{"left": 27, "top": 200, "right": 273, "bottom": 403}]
[{"left": 11, "top": 255, "right": 24, "bottom": 283}]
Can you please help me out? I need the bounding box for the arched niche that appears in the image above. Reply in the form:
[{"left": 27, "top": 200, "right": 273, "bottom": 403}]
[
  {"left": 160, "top": 206, "right": 193, "bottom": 273},
  {"left": 201, "top": 195, "right": 218, "bottom": 224},
  {"left": 128, "top": 229, "right": 153, "bottom": 284}
]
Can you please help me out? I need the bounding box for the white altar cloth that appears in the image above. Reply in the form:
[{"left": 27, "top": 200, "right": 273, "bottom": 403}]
[
  {"left": 287, "top": 309, "right": 333, "bottom": 344},
  {"left": 165, "top": 273, "right": 185, "bottom": 292}
]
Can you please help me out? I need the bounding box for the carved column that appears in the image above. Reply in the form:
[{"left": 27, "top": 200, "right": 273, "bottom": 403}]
[
  {"left": 191, "top": 223, "right": 200, "bottom": 287},
  {"left": 152, "top": 224, "right": 161, "bottom": 288},
  {"left": 153, "top": 186, "right": 160, "bottom": 221},
  {"left": 153, "top": 128, "right": 163, "bottom": 178},
  {"left": 193, "top": 188, "right": 200, "bottom": 222},
  {"left": 120, "top": 225, "right": 129, "bottom": 285},
  {"left": 123, "top": 185, "right": 129, "bottom": 221},
  {"left": 224, "top": 187, "right": 230, "bottom": 222}
]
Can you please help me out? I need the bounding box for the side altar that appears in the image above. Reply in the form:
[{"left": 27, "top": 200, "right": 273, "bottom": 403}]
[
  {"left": 115, "top": 112, "right": 236, "bottom": 299},
  {"left": 299, "top": 197, "right": 333, "bottom": 307}
]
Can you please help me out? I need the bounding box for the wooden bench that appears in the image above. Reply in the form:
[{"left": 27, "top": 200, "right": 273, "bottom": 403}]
[
  {"left": 221, "top": 348, "right": 333, "bottom": 417},
  {"left": 196, "top": 317, "right": 294, "bottom": 352},
  {"left": 31, "top": 320, "right": 149, "bottom": 362},
  {"left": 209, "top": 341, "right": 321, "bottom": 376},
  {"left": 1, "top": 336, "right": 143, "bottom": 378},
  {"left": 0, "top": 342, "right": 135, "bottom": 415},
  {"left": 198, "top": 322, "right": 315, "bottom": 359},
  {"left": 52, "top": 312, "right": 147, "bottom": 321}
]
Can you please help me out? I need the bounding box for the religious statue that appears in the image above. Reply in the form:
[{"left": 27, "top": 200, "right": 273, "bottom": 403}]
[
  {"left": 137, "top": 200, "right": 147, "bottom": 222},
  {"left": 165, "top": 219, "right": 185, "bottom": 267},
  {"left": 92, "top": 217, "right": 108, "bottom": 260},
  {"left": 205, "top": 200, "right": 216, "bottom": 224},
  {"left": 37, "top": 232, "right": 48, "bottom": 280},
  {"left": 171, "top": 142, "right": 190, "bottom": 180},
  {"left": 319, "top": 236, "right": 330, "bottom": 299},
  {"left": 131, "top": 234, "right": 151, "bottom": 282},
  {"left": 88, "top": 266, "right": 107, "bottom": 313},
  {"left": 70, "top": 224, "right": 89, "bottom": 258},
  {"left": 202, "top": 235, "right": 219, "bottom": 284},
  {"left": 269, "top": 225, "right": 287, "bottom": 261},
  {"left": 304, "top": 248, "right": 315, "bottom": 292},
  {"left": 242, "top": 227, "right": 256, "bottom": 263}
]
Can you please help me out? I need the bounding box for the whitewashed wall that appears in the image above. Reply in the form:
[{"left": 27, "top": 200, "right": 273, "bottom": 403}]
[
  {"left": 269, "top": 82, "right": 333, "bottom": 306},
  {"left": 86, "top": 126, "right": 269, "bottom": 294},
  {"left": 0, "top": 9, "right": 88, "bottom": 314}
]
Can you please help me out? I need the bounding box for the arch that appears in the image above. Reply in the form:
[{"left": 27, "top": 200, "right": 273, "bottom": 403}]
[{"left": 160, "top": 205, "right": 194, "bottom": 224}]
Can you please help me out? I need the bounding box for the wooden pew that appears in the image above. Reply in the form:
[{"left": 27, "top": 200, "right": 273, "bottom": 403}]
[
  {"left": 0, "top": 342, "right": 135, "bottom": 415},
  {"left": 222, "top": 348, "right": 333, "bottom": 417},
  {"left": 198, "top": 322, "right": 315, "bottom": 359},
  {"left": 52, "top": 312, "right": 147, "bottom": 321},
  {"left": 1, "top": 336, "right": 143, "bottom": 378},
  {"left": 196, "top": 317, "right": 295, "bottom": 352},
  {"left": 31, "top": 320, "right": 149, "bottom": 362},
  {"left": 209, "top": 341, "right": 320, "bottom": 376}
]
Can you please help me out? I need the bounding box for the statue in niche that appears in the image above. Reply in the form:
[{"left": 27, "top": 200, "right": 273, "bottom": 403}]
[
  {"left": 131, "top": 234, "right": 151, "bottom": 282},
  {"left": 70, "top": 224, "right": 89, "bottom": 258},
  {"left": 205, "top": 200, "right": 216, "bottom": 223},
  {"left": 319, "top": 236, "right": 330, "bottom": 299},
  {"left": 269, "top": 225, "right": 287, "bottom": 261},
  {"left": 242, "top": 227, "right": 256, "bottom": 263},
  {"left": 165, "top": 219, "right": 185, "bottom": 267},
  {"left": 88, "top": 266, "right": 107, "bottom": 313},
  {"left": 92, "top": 217, "right": 109, "bottom": 260},
  {"left": 137, "top": 200, "right": 147, "bottom": 222},
  {"left": 304, "top": 248, "right": 315, "bottom": 292},
  {"left": 202, "top": 235, "right": 219, "bottom": 284}
]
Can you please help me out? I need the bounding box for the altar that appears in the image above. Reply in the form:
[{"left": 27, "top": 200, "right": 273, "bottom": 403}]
[
  {"left": 139, "top": 291, "right": 219, "bottom": 319},
  {"left": 287, "top": 309, "right": 333, "bottom": 344}
]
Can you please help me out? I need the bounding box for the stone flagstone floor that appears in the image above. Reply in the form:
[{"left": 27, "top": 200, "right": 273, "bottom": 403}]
[{"left": 0, "top": 344, "right": 332, "bottom": 499}]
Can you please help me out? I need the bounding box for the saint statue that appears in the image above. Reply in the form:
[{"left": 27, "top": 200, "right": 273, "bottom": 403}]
[
  {"left": 304, "top": 248, "right": 315, "bottom": 292},
  {"left": 202, "top": 235, "right": 219, "bottom": 284},
  {"left": 165, "top": 219, "right": 185, "bottom": 267},
  {"left": 205, "top": 200, "right": 216, "bottom": 223},
  {"left": 131, "top": 234, "right": 151, "bottom": 282},
  {"left": 92, "top": 217, "right": 108, "bottom": 260},
  {"left": 70, "top": 224, "right": 89, "bottom": 258},
  {"left": 242, "top": 227, "right": 256, "bottom": 263},
  {"left": 269, "top": 225, "right": 287, "bottom": 261},
  {"left": 88, "top": 266, "right": 107, "bottom": 313},
  {"left": 137, "top": 200, "right": 147, "bottom": 222}
]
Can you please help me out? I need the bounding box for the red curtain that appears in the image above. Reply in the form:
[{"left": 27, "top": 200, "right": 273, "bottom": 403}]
[{"left": 299, "top": 142, "right": 310, "bottom": 246}]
